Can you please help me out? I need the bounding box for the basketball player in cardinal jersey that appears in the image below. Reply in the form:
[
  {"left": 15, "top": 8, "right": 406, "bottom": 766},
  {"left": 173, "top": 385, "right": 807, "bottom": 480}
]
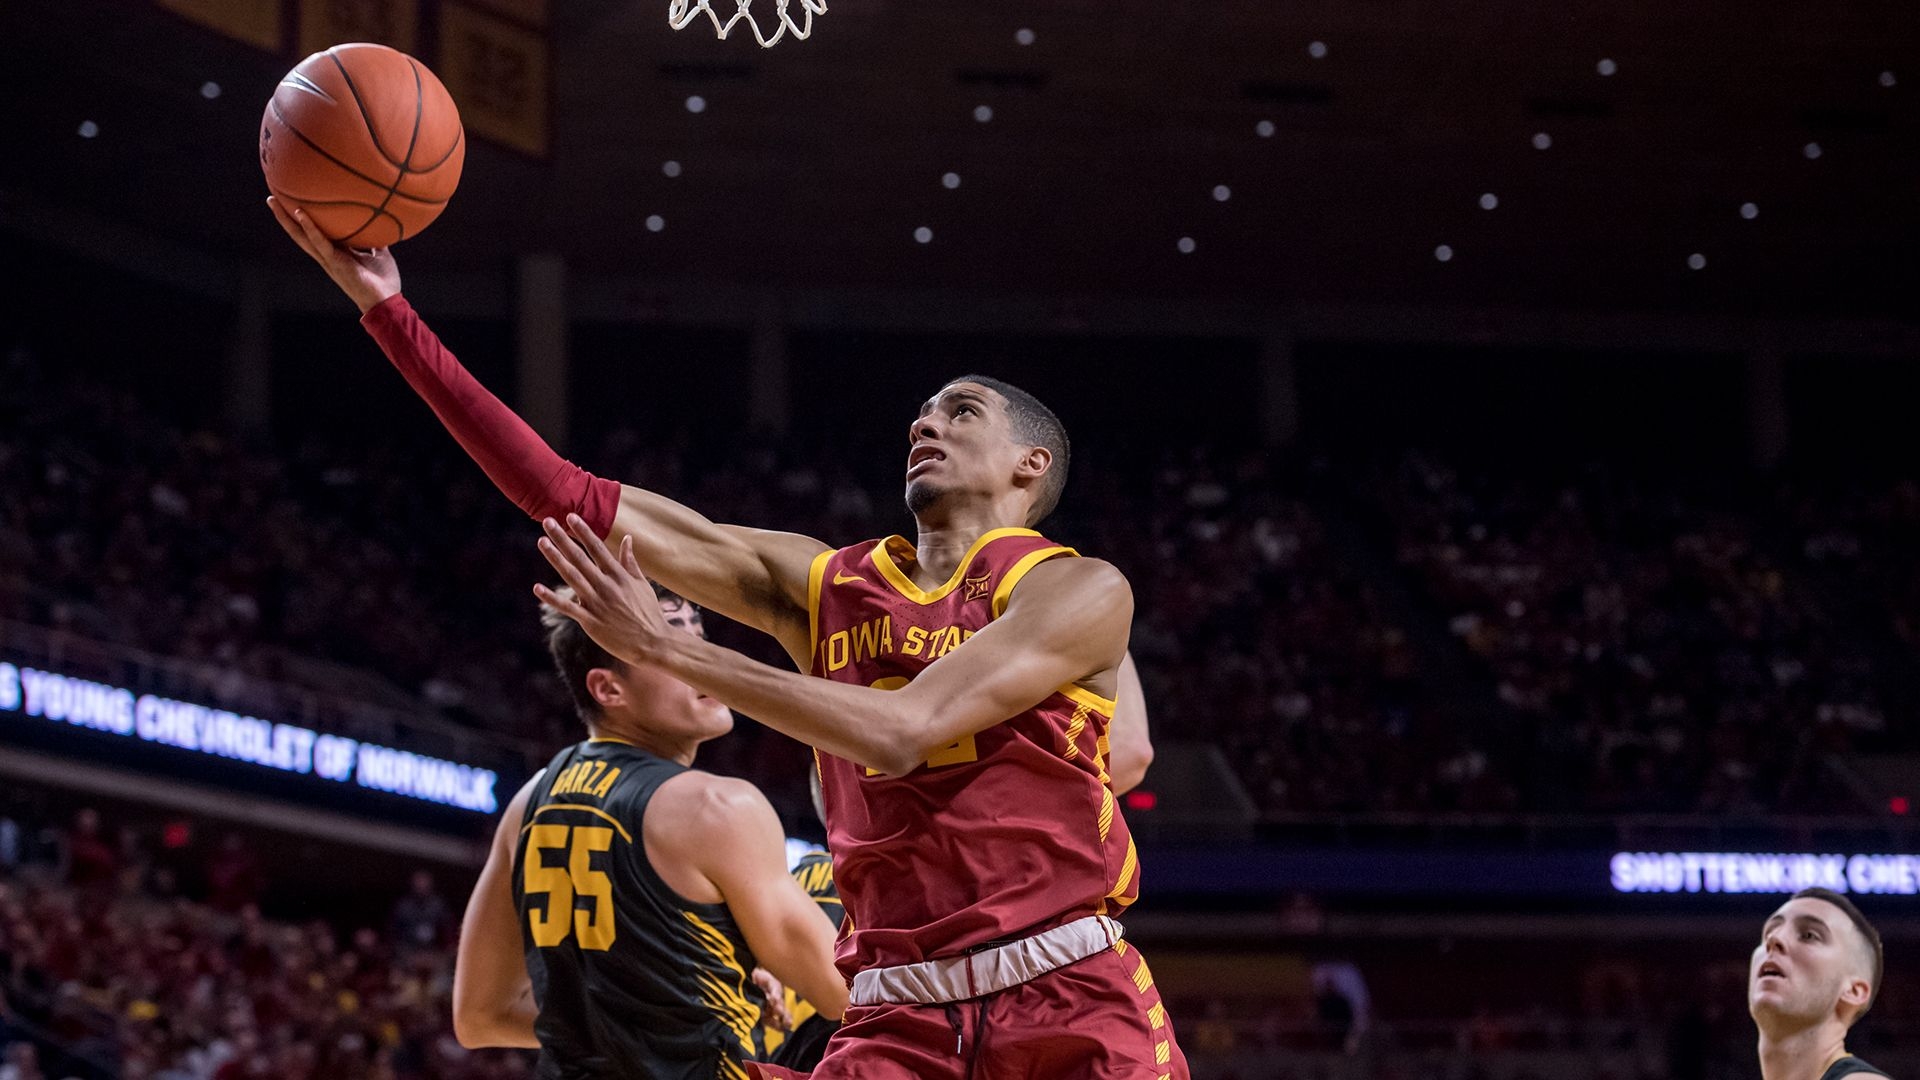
[{"left": 273, "top": 206, "right": 1183, "bottom": 1079}]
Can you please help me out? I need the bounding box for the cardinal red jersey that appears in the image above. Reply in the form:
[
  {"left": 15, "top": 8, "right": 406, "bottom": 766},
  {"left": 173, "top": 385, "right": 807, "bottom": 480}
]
[{"left": 806, "top": 527, "right": 1140, "bottom": 979}]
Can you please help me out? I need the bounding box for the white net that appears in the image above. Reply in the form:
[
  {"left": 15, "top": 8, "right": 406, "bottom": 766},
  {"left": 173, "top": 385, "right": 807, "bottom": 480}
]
[{"left": 668, "top": 0, "right": 827, "bottom": 47}]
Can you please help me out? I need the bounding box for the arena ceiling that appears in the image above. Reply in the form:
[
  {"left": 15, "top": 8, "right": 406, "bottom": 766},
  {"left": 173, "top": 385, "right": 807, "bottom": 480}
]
[{"left": 3, "top": 0, "right": 1917, "bottom": 318}]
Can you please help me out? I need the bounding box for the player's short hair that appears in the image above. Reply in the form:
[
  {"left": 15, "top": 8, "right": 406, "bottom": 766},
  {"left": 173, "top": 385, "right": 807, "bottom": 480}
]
[
  {"left": 948, "top": 374, "right": 1070, "bottom": 524},
  {"left": 1793, "top": 886, "right": 1884, "bottom": 1019},
  {"left": 539, "top": 582, "right": 684, "bottom": 724}
]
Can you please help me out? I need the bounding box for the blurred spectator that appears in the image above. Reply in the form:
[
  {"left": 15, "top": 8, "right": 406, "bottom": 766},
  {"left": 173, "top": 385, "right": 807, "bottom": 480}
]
[
  {"left": 0, "top": 1042, "right": 43, "bottom": 1080},
  {"left": 61, "top": 810, "right": 115, "bottom": 892},
  {"left": 390, "top": 872, "right": 452, "bottom": 955},
  {"left": 203, "top": 833, "right": 263, "bottom": 913},
  {"left": 1309, "top": 960, "right": 1371, "bottom": 1054}
]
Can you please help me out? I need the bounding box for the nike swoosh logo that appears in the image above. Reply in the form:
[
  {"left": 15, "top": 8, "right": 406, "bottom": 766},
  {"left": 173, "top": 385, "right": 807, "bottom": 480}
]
[{"left": 834, "top": 572, "right": 864, "bottom": 586}]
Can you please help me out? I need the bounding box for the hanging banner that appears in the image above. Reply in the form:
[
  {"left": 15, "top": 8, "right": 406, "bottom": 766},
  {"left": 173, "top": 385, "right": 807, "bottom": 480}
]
[
  {"left": 155, "top": 0, "right": 285, "bottom": 52},
  {"left": 439, "top": 2, "right": 551, "bottom": 157},
  {"left": 300, "top": 0, "right": 419, "bottom": 56}
]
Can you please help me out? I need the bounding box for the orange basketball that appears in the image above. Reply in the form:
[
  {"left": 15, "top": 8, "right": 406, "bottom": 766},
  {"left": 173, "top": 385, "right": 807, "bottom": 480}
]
[{"left": 260, "top": 43, "right": 465, "bottom": 247}]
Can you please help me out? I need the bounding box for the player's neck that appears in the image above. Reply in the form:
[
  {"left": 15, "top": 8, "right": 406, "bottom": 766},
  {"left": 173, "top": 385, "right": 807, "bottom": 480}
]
[
  {"left": 1757, "top": 1020, "right": 1849, "bottom": 1080},
  {"left": 910, "top": 504, "right": 1031, "bottom": 583},
  {"left": 588, "top": 722, "right": 699, "bottom": 767}
]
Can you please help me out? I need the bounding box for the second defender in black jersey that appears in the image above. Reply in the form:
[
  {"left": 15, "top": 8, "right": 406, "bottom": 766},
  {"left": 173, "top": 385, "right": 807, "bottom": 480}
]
[
  {"left": 764, "top": 846, "right": 844, "bottom": 1070},
  {"left": 1750, "top": 888, "right": 1893, "bottom": 1080},
  {"left": 454, "top": 586, "right": 847, "bottom": 1079}
]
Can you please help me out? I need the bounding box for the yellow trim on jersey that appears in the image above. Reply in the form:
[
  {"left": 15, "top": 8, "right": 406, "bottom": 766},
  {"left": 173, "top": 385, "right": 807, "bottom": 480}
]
[
  {"left": 1098, "top": 786, "right": 1116, "bottom": 843},
  {"left": 1131, "top": 956, "right": 1155, "bottom": 993},
  {"left": 806, "top": 548, "right": 834, "bottom": 663},
  {"left": 867, "top": 527, "right": 1043, "bottom": 605},
  {"left": 521, "top": 803, "right": 634, "bottom": 845},
  {"left": 682, "top": 911, "right": 762, "bottom": 1054},
  {"left": 1057, "top": 683, "right": 1118, "bottom": 716},
  {"left": 1063, "top": 703, "right": 1091, "bottom": 760},
  {"left": 1107, "top": 836, "right": 1139, "bottom": 900},
  {"left": 990, "top": 545, "right": 1077, "bottom": 619}
]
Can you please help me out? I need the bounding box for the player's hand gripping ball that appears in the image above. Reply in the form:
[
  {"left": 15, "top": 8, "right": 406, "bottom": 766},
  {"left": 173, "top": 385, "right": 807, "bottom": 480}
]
[{"left": 260, "top": 43, "right": 464, "bottom": 247}]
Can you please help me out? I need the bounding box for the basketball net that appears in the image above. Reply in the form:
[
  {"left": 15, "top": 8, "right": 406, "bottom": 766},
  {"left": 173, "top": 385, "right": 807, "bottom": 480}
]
[{"left": 668, "top": 0, "right": 826, "bottom": 46}]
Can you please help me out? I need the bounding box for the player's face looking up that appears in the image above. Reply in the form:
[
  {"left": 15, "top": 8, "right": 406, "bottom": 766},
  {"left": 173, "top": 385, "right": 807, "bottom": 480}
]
[
  {"left": 1748, "top": 896, "right": 1875, "bottom": 1030},
  {"left": 904, "top": 382, "right": 1052, "bottom": 522}
]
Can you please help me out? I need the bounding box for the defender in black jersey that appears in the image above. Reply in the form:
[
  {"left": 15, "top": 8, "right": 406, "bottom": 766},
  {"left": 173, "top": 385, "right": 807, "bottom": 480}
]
[
  {"left": 453, "top": 587, "right": 847, "bottom": 1079},
  {"left": 1750, "top": 888, "right": 1892, "bottom": 1080},
  {"left": 764, "top": 846, "right": 844, "bottom": 1070}
]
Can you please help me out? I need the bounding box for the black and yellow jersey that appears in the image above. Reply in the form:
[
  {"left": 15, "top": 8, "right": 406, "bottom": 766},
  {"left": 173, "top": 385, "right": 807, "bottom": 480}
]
[
  {"left": 514, "top": 738, "right": 766, "bottom": 1080},
  {"left": 765, "top": 849, "right": 844, "bottom": 1070},
  {"left": 1822, "top": 1057, "right": 1891, "bottom": 1079}
]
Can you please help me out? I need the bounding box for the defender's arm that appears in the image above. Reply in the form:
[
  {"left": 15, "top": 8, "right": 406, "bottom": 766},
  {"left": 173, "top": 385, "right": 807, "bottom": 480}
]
[
  {"left": 453, "top": 775, "right": 542, "bottom": 1050},
  {"left": 649, "top": 776, "right": 849, "bottom": 1020},
  {"left": 1107, "top": 653, "right": 1155, "bottom": 795}
]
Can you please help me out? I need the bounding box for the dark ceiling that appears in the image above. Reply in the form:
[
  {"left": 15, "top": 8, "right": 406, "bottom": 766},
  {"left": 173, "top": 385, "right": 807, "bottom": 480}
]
[{"left": 3, "top": 0, "right": 1917, "bottom": 318}]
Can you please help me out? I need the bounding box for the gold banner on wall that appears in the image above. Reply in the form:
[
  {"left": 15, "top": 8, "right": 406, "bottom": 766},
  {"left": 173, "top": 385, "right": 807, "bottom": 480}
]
[
  {"left": 454, "top": 0, "right": 546, "bottom": 28},
  {"left": 155, "top": 0, "right": 285, "bottom": 52},
  {"left": 439, "top": 2, "right": 551, "bottom": 157},
  {"left": 300, "top": 0, "right": 420, "bottom": 56}
]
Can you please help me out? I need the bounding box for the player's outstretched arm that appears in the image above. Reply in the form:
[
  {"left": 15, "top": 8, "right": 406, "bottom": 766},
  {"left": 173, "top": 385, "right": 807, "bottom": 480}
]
[
  {"left": 269, "top": 198, "right": 827, "bottom": 660},
  {"left": 650, "top": 776, "right": 848, "bottom": 1021},
  {"left": 453, "top": 775, "right": 542, "bottom": 1050},
  {"left": 536, "top": 517, "right": 1132, "bottom": 777},
  {"left": 1108, "top": 652, "right": 1155, "bottom": 796}
]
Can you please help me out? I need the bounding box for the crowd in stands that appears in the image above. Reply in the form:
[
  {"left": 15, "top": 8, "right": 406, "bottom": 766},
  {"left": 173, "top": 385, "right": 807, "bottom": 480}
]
[
  {"left": 1362, "top": 456, "right": 1892, "bottom": 816},
  {"left": 0, "top": 800, "right": 524, "bottom": 1080},
  {"left": 2, "top": 341, "right": 1913, "bottom": 819}
]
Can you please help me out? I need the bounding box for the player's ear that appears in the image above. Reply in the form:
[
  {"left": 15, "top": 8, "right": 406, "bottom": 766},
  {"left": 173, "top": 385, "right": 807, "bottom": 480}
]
[
  {"left": 1839, "top": 973, "right": 1873, "bottom": 1017},
  {"left": 585, "top": 667, "right": 627, "bottom": 711},
  {"left": 1013, "top": 444, "right": 1052, "bottom": 483}
]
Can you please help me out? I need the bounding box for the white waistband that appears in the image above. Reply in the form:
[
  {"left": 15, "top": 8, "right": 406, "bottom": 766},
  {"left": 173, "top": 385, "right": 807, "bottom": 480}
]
[{"left": 848, "top": 915, "right": 1124, "bottom": 1007}]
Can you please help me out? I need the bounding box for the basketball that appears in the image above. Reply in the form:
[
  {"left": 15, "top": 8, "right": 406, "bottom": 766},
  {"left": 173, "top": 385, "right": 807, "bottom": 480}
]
[{"left": 259, "top": 43, "right": 464, "bottom": 248}]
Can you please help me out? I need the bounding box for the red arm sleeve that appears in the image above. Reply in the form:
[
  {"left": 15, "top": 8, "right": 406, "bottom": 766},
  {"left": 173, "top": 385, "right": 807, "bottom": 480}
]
[{"left": 360, "top": 294, "right": 620, "bottom": 536}]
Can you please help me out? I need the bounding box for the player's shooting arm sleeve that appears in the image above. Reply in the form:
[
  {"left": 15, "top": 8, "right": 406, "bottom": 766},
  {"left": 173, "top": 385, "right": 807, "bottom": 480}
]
[{"left": 361, "top": 294, "right": 620, "bottom": 535}]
